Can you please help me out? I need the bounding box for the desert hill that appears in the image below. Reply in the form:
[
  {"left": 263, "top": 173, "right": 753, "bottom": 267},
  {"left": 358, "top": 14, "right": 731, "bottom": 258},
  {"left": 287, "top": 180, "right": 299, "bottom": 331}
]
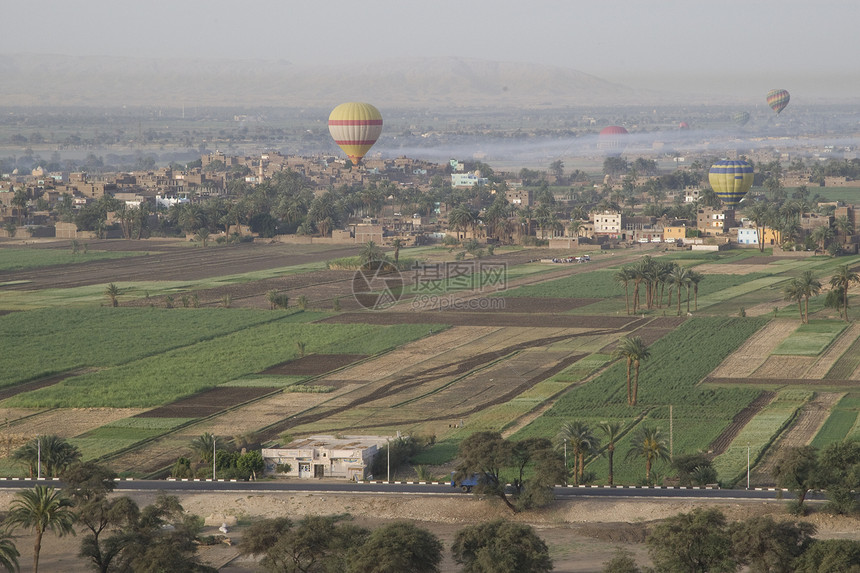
[{"left": 1, "top": 54, "right": 656, "bottom": 108}]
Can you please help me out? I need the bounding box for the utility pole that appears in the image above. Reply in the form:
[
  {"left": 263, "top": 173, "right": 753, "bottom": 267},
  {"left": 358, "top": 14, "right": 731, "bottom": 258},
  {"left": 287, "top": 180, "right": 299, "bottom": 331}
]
[
  {"left": 563, "top": 439, "right": 568, "bottom": 469},
  {"left": 37, "top": 438, "right": 41, "bottom": 480},
  {"left": 386, "top": 438, "right": 390, "bottom": 483},
  {"left": 747, "top": 442, "right": 751, "bottom": 490},
  {"left": 213, "top": 439, "right": 216, "bottom": 481},
  {"left": 669, "top": 405, "right": 674, "bottom": 460}
]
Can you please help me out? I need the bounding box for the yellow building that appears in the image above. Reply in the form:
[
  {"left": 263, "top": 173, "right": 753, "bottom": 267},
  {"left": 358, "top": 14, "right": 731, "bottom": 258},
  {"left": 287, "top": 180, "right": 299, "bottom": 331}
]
[{"left": 663, "top": 225, "right": 687, "bottom": 241}]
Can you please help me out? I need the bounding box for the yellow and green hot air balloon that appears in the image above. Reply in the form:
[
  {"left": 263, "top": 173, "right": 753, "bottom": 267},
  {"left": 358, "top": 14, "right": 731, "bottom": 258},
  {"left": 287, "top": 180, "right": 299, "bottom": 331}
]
[
  {"left": 328, "top": 102, "right": 383, "bottom": 165},
  {"left": 709, "top": 160, "right": 754, "bottom": 208}
]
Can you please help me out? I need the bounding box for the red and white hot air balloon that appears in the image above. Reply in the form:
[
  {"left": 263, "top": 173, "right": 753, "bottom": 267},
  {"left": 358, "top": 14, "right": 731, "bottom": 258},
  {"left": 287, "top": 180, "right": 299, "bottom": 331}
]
[{"left": 328, "top": 102, "right": 383, "bottom": 165}]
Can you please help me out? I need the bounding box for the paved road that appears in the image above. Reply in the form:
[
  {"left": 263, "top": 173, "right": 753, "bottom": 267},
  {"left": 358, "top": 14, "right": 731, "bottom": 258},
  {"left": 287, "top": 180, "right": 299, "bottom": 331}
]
[{"left": 0, "top": 478, "right": 824, "bottom": 502}]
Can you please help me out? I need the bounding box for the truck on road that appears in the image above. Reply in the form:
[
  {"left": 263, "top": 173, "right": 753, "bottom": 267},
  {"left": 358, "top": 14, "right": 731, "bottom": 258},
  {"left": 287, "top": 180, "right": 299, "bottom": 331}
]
[{"left": 451, "top": 472, "right": 479, "bottom": 493}]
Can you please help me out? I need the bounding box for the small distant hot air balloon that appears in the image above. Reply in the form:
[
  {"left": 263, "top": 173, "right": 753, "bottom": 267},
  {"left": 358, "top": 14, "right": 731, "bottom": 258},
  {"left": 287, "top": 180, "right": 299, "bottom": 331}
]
[
  {"left": 733, "top": 112, "right": 751, "bottom": 127},
  {"left": 598, "top": 126, "right": 628, "bottom": 155},
  {"left": 708, "top": 160, "right": 754, "bottom": 208},
  {"left": 328, "top": 102, "right": 383, "bottom": 165},
  {"left": 766, "top": 89, "right": 790, "bottom": 115},
  {"left": 679, "top": 121, "right": 690, "bottom": 130}
]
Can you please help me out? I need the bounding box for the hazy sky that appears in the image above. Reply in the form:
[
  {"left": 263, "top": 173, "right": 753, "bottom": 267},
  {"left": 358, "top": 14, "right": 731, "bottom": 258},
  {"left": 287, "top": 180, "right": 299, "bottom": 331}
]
[{"left": 7, "top": 0, "right": 860, "bottom": 98}]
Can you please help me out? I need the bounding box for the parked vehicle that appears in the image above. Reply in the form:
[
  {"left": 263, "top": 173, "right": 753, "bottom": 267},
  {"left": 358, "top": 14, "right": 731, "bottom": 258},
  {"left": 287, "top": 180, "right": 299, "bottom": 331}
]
[{"left": 451, "top": 472, "right": 479, "bottom": 492}]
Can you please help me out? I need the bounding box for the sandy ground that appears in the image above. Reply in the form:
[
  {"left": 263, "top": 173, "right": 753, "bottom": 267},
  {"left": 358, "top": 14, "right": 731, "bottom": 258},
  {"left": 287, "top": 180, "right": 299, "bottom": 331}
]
[{"left": 3, "top": 488, "right": 860, "bottom": 573}]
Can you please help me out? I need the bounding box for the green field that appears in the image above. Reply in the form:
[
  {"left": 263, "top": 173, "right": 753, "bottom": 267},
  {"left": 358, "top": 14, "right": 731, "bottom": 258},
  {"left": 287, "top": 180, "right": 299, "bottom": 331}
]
[
  {"left": 511, "top": 317, "right": 767, "bottom": 484},
  {"left": 772, "top": 321, "right": 848, "bottom": 356},
  {"left": 0, "top": 248, "right": 147, "bottom": 272},
  {"left": 5, "top": 241, "right": 860, "bottom": 481},
  {"left": 711, "top": 389, "right": 811, "bottom": 485},
  {"left": 5, "top": 318, "right": 442, "bottom": 408}
]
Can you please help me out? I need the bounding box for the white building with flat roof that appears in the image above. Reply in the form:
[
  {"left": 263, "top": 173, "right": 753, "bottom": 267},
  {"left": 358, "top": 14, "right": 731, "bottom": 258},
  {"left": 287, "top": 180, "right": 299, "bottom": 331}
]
[{"left": 262, "top": 435, "right": 389, "bottom": 480}]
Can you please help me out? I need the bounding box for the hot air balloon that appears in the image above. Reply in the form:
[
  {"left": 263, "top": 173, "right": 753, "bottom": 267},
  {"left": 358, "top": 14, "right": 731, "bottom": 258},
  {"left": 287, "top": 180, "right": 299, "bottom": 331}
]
[
  {"left": 733, "top": 111, "right": 750, "bottom": 127},
  {"left": 766, "top": 89, "right": 790, "bottom": 115},
  {"left": 679, "top": 121, "right": 690, "bottom": 130},
  {"left": 708, "top": 160, "right": 754, "bottom": 208},
  {"left": 328, "top": 102, "right": 383, "bottom": 165},
  {"left": 598, "top": 126, "right": 628, "bottom": 155}
]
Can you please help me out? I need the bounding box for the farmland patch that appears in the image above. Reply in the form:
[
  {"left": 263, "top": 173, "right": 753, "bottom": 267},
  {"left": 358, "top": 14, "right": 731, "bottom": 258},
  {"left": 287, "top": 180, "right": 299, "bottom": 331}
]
[
  {"left": 712, "top": 389, "right": 810, "bottom": 485},
  {"left": 709, "top": 320, "right": 797, "bottom": 378},
  {"left": 752, "top": 355, "right": 816, "bottom": 378},
  {"left": 452, "top": 297, "right": 597, "bottom": 313},
  {"left": 261, "top": 354, "right": 367, "bottom": 376},
  {"left": 772, "top": 321, "right": 848, "bottom": 356},
  {"left": 135, "top": 386, "right": 276, "bottom": 418},
  {"left": 804, "top": 323, "right": 860, "bottom": 378},
  {"left": 825, "top": 328, "right": 860, "bottom": 379}
]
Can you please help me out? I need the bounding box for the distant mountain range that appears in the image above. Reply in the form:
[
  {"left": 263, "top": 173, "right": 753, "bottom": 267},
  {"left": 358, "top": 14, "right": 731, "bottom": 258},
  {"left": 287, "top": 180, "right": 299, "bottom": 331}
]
[{"left": 0, "top": 54, "right": 660, "bottom": 108}]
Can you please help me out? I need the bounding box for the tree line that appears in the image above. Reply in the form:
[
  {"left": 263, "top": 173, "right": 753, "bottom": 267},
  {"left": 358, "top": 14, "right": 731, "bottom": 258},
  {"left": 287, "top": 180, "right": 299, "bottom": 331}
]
[{"left": 613, "top": 256, "right": 705, "bottom": 317}]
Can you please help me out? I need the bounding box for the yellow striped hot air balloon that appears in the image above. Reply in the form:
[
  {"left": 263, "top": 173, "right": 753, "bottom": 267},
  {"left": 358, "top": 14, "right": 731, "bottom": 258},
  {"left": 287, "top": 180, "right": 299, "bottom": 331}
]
[
  {"left": 708, "top": 160, "right": 754, "bottom": 208},
  {"left": 328, "top": 102, "right": 383, "bottom": 165}
]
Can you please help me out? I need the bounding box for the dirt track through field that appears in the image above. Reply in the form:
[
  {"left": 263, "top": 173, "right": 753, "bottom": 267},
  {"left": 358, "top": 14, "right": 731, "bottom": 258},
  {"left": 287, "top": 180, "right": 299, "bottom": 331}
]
[{"left": 751, "top": 392, "right": 844, "bottom": 484}]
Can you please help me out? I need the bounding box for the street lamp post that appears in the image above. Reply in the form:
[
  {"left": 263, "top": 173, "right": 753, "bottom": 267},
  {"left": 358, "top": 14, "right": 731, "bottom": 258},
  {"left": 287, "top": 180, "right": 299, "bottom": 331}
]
[
  {"left": 386, "top": 438, "right": 390, "bottom": 484},
  {"left": 563, "top": 439, "right": 568, "bottom": 469},
  {"left": 747, "top": 442, "right": 751, "bottom": 490},
  {"left": 37, "top": 438, "right": 41, "bottom": 480}
]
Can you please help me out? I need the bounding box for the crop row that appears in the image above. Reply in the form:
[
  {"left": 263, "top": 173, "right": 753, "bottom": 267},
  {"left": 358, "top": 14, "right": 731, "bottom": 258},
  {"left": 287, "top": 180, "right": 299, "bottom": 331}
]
[
  {"left": 825, "top": 335, "right": 860, "bottom": 379},
  {"left": 711, "top": 389, "right": 811, "bottom": 485}
]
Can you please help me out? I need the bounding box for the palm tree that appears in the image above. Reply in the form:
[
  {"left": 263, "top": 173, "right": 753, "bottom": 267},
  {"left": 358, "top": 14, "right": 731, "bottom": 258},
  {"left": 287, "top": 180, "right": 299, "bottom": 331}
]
[
  {"left": 688, "top": 270, "right": 704, "bottom": 311},
  {"left": 556, "top": 421, "right": 599, "bottom": 485},
  {"left": 784, "top": 278, "right": 804, "bottom": 322},
  {"left": 745, "top": 202, "right": 770, "bottom": 253},
  {"left": 830, "top": 265, "right": 860, "bottom": 322},
  {"left": 614, "top": 337, "right": 650, "bottom": 406},
  {"left": 391, "top": 238, "right": 403, "bottom": 264},
  {"left": 835, "top": 216, "right": 854, "bottom": 240},
  {"left": 628, "top": 264, "right": 644, "bottom": 314},
  {"left": 797, "top": 270, "right": 822, "bottom": 323},
  {"left": 597, "top": 421, "right": 624, "bottom": 486},
  {"left": 103, "top": 283, "right": 120, "bottom": 308},
  {"left": 667, "top": 265, "right": 691, "bottom": 316},
  {"left": 625, "top": 426, "right": 670, "bottom": 485},
  {"left": 448, "top": 204, "right": 478, "bottom": 240},
  {"left": 811, "top": 225, "right": 834, "bottom": 252},
  {"left": 190, "top": 432, "right": 226, "bottom": 465},
  {"left": 358, "top": 240, "right": 385, "bottom": 267},
  {"left": 0, "top": 533, "right": 19, "bottom": 573},
  {"left": 11, "top": 187, "right": 28, "bottom": 226},
  {"left": 613, "top": 267, "right": 633, "bottom": 315},
  {"left": 11, "top": 436, "right": 81, "bottom": 479},
  {"left": 6, "top": 485, "right": 75, "bottom": 573},
  {"left": 194, "top": 228, "right": 210, "bottom": 247}
]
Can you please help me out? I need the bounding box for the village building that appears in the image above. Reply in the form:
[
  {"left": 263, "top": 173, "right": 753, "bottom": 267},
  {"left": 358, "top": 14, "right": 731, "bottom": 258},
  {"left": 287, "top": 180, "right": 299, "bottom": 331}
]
[
  {"left": 697, "top": 207, "right": 736, "bottom": 236},
  {"left": 261, "top": 435, "right": 389, "bottom": 480}
]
